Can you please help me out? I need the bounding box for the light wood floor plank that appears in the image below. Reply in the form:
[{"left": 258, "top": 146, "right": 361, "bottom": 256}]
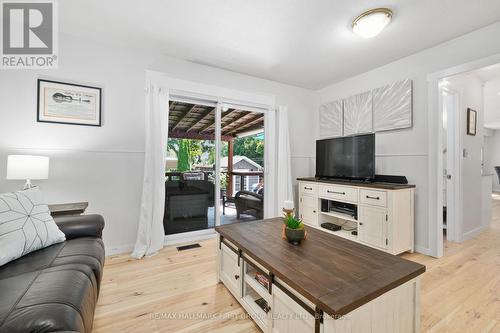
[{"left": 93, "top": 197, "right": 500, "bottom": 332}]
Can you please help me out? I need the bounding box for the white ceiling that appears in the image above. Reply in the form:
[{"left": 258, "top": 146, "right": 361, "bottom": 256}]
[{"left": 60, "top": 0, "right": 500, "bottom": 89}]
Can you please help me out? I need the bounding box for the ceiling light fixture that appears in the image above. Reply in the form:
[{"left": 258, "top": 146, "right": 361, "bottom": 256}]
[{"left": 352, "top": 8, "right": 392, "bottom": 39}]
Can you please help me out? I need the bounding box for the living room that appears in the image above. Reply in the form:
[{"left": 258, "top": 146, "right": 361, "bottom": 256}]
[{"left": 1, "top": 1, "right": 500, "bottom": 332}]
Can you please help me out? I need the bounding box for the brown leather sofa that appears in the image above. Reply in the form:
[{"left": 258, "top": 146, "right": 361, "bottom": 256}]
[{"left": 0, "top": 214, "right": 105, "bottom": 333}]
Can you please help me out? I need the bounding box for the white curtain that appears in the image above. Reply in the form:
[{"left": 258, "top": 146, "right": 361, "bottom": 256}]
[
  {"left": 276, "top": 106, "right": 294, "bottom": 212},
  {"left": 132, "top": 83, "right": 169, "bottom": 259}
]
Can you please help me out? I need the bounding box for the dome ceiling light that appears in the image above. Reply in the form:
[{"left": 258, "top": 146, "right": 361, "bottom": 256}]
[{"left": 352, "top": 8, "right": 393, "bottom": 39}]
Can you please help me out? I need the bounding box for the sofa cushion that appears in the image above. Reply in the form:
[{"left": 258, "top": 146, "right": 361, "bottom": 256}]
[
  {"left": 0, "top": 188, "right": 66, "bottom": 266},
  {"left": 52, "top": 238, "right": 105, "bottom": 287},
  {"left": 0, "top": 242, "right": 65, "bottom": 280},
  {"left": 0, "top": 238, "right": 104, "bottom": 285},
  {"left": 0, "top": 214, "right": 105, "bottom": 333},
  {"left": 0, "top": 266, "right": 97, "bottom": 333}
]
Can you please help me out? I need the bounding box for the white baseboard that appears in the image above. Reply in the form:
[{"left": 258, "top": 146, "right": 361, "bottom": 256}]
[
  {"left": 462, "top": 225, "right": 486, "bottom": 241},
  {"left": 104, "top": 230, "right": 218, "bottom": 257},
  {"left": 105, "top": 244, "right": 134, "bottom": 256},
  {"left": 414, "top": 245, "right": 432, "bottom": 256},
  {"left": 164, "top": 229, "right": 217, "bottom": 246}
]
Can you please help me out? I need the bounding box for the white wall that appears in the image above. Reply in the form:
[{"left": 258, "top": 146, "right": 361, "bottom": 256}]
[
  {"left": 447, "top": 74, "right": 484, "bottom": 239},
  {"left": 484, "top": 78, "right": 500, "bottom": 128},
  {"left": 316, "top": 22, "right": 500, "bottom": 255},
  {"left": 0, "top": 34, "right": 315, "bottom": 254}
]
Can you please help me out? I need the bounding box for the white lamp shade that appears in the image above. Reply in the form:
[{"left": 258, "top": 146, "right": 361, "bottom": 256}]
[{"left": 7, "top": 155, "right": 50, "bottom": 180}]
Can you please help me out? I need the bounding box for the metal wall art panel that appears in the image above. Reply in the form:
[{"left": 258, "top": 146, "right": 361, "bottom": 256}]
[
  {"left": 319, "top": 100, "right": 343, "bottom": 138},
  {"left": 343, "top": 91, "right": 373, "bottom": 136},
  {"left": 373, "top": 79, "right": 412, "bottom": 132}
]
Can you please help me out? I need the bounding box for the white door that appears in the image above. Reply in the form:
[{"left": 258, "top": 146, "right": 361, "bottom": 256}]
[
  {"left": 358, "top": 206, "right": 388, "bottom": 249},
  {"left": 441, "top": 89, "right": 460, "bottom": 242},
  {"left": 219, "top": 243, "right": 241, "bottom": 297},
  {"left": 272, "top": 286, "right": 315, "bottom": 333},
  {"left": 299, "top": 196, "right": 318, "bottom": 226}
]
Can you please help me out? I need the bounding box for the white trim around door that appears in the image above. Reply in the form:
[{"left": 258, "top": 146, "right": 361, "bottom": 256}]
[
  {"left": 427, "top": 52, "right": 500, "bottom": 258},
  {"left": 148, "top": 71, "right": 277, "bottom": 245}
]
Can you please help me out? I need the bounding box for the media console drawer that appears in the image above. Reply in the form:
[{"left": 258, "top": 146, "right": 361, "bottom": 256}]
[
  {"left": 299, "top": 182, "right": 318, "bottom": 195},
  {"left": 319, "top": 185, "right": 358, "bottom": 203},
  {"left": 360, "top": 189, "right": 387, "bottom": 207}
]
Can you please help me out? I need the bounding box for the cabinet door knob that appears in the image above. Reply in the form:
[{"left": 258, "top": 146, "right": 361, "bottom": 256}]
[
  {"left": 234, "top": 274, "right": 239, "bottom": 280},
  {"left": 313, "top": 210, "right": 316, "bottom": 213},
  {"left": 359, "top": 222, "right": 363, "bottom": 225}
]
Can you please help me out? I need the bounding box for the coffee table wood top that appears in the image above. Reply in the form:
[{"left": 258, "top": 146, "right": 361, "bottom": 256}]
[{"left": 215, "top": 218, "right": 425, "bottom": 317}]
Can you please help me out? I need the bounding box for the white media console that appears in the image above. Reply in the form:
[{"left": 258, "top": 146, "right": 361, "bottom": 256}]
[{"left": 297, "top": 177, "right": 415, "bottom": 255}]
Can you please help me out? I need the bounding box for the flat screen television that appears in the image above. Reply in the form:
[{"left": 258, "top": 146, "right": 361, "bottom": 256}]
[{"left": 316, "top": 134, "right": 375, "bottom": 180}]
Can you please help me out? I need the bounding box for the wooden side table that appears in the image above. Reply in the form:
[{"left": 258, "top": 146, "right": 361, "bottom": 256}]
[{"left": 49, "top": 202, "right": 89, "bottom": 217}]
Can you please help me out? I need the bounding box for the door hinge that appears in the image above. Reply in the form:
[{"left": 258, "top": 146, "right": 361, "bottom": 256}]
[{"left": 300, "top": 198, "right": 302, "bottom": 203}]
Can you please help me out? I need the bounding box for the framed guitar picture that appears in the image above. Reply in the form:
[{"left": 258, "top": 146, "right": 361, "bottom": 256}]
[
  {"left": 466, "top": 108, "right": 477, "bottom": 136},
  {"left": 37, "top": 79, "right": 102, "bottom": 126}
]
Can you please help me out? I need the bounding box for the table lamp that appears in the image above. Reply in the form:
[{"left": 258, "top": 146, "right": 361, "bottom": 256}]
[{"left": 7, "top": 155, "right": 50, "bottom": 189}]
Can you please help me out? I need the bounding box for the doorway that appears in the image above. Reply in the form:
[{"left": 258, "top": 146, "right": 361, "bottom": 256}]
[
  {"left": 430, "top": 55, "right": 500, "bottom": 257},
  {"left": 164, "top": 98, "right": 267, "bottom": 238}
]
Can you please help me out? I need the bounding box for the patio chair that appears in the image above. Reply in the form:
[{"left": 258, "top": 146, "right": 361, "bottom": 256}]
[{"left": 234, "top": 190, "right": 263, "bottom": 220}]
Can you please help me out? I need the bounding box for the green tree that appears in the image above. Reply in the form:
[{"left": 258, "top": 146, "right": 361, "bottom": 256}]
[
  {"left": 222, "top": 135, "right": 265, "bottom": 166},
  {"left": 177, "top": 139, "right": 191, "bottom": 171},
  {"left": 188, "top": 140, "right": 202, "bottom": 166}
]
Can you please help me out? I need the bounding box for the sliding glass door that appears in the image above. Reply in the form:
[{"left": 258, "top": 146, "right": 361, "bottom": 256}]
[
  {"left": 219, "top": 104, "right": 265, "bottom": 225},
  {"left": 164, "top": 97, "right": 266, "bottom": 238},
  {"left": 165, "top": 99, "right": 217, "bottom": 235}
]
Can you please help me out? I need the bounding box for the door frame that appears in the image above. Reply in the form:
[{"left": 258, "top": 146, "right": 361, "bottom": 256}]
[
  {"left": 147, "top": 71, "right": 276, "bottom": 245},
  {"left": 427, "top": 53, "right": 500, "bottom": 257}
]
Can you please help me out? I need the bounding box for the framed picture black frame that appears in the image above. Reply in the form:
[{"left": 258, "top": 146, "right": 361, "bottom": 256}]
[
  {"left": 466, "top": 108, "right": 477, "bottom": 136},
  {"left": 37, "top": 79, "right": 102, "bottom": 127}
]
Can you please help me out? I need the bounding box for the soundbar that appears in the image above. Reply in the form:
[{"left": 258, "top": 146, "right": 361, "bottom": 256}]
[{"left": 374, "top": 174, "right": 408, "bottom": 184}]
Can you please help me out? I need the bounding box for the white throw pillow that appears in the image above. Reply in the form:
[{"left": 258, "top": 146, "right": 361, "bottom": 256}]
[{"left": 0, "top": 187, "right": 65, "bottom": 266}]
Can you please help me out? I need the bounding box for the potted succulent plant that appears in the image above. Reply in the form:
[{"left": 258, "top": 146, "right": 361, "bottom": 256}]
[{"left": 283, "top": 214, "right": 306, "bottom": 245}]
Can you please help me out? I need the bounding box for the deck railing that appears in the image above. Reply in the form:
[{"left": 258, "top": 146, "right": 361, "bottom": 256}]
[{"left": 165, "top": 170, "right": 264, "bottom": 195}]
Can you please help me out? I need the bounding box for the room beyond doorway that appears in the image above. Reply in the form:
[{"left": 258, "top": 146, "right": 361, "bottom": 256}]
[{"left": 433, "top": 59, "right": 500, "bottom": 257}]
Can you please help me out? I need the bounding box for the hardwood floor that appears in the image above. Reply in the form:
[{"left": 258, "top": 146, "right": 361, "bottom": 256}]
[
  {"left": 93, "top": 197, "right": 500, "bottom": 333},
  {"left": 403, "top": 195, "right": 500, "bottom": 333}
]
